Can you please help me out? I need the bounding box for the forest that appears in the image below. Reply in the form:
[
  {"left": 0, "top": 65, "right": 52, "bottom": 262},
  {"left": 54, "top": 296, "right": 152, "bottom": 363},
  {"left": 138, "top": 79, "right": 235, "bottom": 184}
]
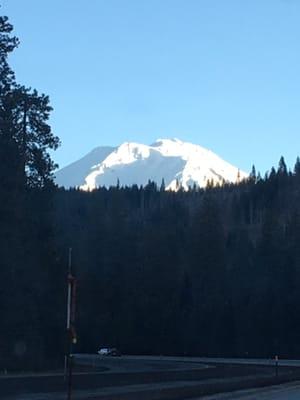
[{"left": 1, "top": 13, "right": 300, "bottom": 370}]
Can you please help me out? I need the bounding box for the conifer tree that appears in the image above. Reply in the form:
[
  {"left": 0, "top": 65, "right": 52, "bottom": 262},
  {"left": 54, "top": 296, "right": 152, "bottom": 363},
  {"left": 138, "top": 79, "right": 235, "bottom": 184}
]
[
  {"left": 0, "top": 15, "right": 60, "bottom": 188},
  {"left": 278, "top": 156, "right": 288, "bottom": 176},
  {"left": 0, "top": 15, "right": 21, "bottom": 186},
  {"left": 249, "top": 165, "right": 256, "bottom": 183},
  {"left": 0, "top": 12, "right": 61, "bottom": 369},
  {"left": 294, "top": 156, "right": 300, "bottom": 176},
  {"left": 0, "top": 15, "right": 18, "bottom": 90},
  {"left": 9, "top": 86, "right": 60, "bottom": 187}
]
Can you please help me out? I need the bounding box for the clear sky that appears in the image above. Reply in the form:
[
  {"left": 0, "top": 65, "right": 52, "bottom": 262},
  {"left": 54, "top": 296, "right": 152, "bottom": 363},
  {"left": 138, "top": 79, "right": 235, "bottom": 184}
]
[{"left": 2, "top": 0, "right": 300, "bottom": 174}]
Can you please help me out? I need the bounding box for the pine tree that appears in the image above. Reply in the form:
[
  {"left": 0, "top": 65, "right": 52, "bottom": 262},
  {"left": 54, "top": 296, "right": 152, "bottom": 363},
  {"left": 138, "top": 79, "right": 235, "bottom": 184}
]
[
  {"left": 294, "top": 156, "right": 300, "bottom": 176},
  {"left": 0, "top": 14, "right": 24, "bottom": 229},
  {"left": 249, "top": 165, "right": 256, "bottom": 183},
  {"left": 0, "top": 15, "right": 18, "bottom": 91},
  {"left": 0, "top": 12, "right": 61, "bottom": 369},
  {"left": 278, "top": 156, "right": 288, "bottom": 176},
  {"left": 9, "top": 86, "right": 60, "bottom": 187},
  {"left": 0, "top": 16, "right": 60, "bottom": 188},
  {"left": 0, "top": 15, "right": 21, "bottom": 186}
]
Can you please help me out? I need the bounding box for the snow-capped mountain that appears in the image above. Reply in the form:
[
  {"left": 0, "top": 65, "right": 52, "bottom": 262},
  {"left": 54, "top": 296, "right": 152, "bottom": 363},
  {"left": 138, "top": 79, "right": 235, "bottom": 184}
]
[
  {"left": 55, "top": 146, "right": 115, "bottom": 188},
  {"left": 55, "top": 138, "right": 248, "bottom": 190}
]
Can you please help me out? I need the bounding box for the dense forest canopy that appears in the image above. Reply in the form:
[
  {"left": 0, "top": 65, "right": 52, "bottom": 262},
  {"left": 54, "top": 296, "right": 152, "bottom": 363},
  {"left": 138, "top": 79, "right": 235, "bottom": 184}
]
[{"left": 1, "top": 13, "right": 300, "bottom": 370}]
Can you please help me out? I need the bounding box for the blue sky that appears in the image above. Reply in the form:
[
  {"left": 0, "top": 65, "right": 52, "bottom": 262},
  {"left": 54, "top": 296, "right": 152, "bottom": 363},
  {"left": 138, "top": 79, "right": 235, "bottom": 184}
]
[{"left": 2, "top": 0, "right": 300, "bottom": 174}]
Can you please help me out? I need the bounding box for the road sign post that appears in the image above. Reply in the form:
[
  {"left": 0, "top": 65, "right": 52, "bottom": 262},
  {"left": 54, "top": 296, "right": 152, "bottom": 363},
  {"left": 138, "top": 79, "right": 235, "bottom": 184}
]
[
  {"left": 66, "top": 248, "right": 77, "bottom": 400},
  {"left": 275, "top": 355, "right": 278, "bottom": 379}
]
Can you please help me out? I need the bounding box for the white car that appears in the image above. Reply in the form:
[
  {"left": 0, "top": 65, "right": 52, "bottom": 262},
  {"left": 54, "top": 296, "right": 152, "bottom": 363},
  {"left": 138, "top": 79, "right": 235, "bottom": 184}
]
[{"left": 97, "top": 347, "right": 121, "bottom": 356}]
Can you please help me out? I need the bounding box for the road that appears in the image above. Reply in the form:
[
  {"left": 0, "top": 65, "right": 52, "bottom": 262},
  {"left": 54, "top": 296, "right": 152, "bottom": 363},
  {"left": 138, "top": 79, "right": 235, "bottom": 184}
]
[
  {"left": 73, "top": 354, "right": 210, "bottom": 372},
  {"left": 199, "top": 381, "right": 300, "bottom": 399},
  {"left": 107, "top": 355, "right": 300, "bottom": 368},
  {"left": 1, "top": 355, "right": 300, "bottom": 399},
  {"left": 186, "top": 356, "right": 300, "bottom": 368}
]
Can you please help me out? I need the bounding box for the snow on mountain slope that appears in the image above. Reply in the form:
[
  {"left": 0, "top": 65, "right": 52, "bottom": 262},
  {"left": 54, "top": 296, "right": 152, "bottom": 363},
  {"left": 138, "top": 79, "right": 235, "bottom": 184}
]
[
  {"left": 54, "top": 146, "right": 115, "bottom": 188},
  {"left": 82, "top": 141, "right": 187, "bottom": 190},
  {"left": 64, "top": 138, "right": 248, "bottom": 191}
]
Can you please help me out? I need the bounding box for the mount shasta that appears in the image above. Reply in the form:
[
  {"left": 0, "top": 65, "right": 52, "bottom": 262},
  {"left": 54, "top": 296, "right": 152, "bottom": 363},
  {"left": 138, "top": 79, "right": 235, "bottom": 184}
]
[{"left": 55, "top": 138, "right": 248, "bottom": 190}]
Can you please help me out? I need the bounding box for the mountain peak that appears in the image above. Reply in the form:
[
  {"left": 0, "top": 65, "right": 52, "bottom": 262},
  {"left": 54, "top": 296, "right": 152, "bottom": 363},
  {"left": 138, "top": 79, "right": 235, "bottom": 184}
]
[{"left": 55, "top": 138, "right": 248, "bottom": 190}]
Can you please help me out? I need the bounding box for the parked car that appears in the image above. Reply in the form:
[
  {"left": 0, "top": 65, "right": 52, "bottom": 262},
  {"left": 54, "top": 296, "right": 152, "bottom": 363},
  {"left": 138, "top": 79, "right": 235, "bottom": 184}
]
[{"left": 97, "top": 347, "right": 121, "bottom": 356}]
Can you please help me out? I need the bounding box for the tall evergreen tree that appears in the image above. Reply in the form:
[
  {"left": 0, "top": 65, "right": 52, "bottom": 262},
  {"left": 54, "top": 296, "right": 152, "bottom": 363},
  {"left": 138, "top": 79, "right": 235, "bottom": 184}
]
[
  {"left": 249, "top": 165, "right": 256, "bottom": 183},
  {"left": 9, "top": 86, "right": 60, "bottom": 187},
  {"left": 0, "top": 15, "right": 21, "bottom": 188},
  {"left": 278, "top": 156, "right": 288, "bottom": 176},
  {"left": 294, "top": 156, "right": 300, "bottom": 176},
  {"left": 0, "top": 15, "right": 18, "bottom": 90},
  {"left": 0, "top": 12, "right": 61, "bottom": 369},
  {"left": 0, "top": 16, "right": 60, "bottom": 189}
]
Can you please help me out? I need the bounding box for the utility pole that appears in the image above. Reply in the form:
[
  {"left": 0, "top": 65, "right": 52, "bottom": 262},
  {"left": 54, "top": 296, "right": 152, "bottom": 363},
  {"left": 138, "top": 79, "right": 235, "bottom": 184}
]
[
  {"left": 65, "top": 248, "right": 77, "bottom": 400},
  {"left": 275, "top": 355, "right": 279, "bottom": 380}
]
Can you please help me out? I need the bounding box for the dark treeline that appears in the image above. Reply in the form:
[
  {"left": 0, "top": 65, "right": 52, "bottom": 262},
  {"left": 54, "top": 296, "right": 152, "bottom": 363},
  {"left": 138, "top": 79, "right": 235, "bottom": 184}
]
[
  {"left": 54, "top": 162, "right": 300, "bottom": 362},
  {"left": 1, "top": 13, "right": 300, "bottom": 371},
  {"left": 3, "top": 160, "right": 300, "bottom": 369}
]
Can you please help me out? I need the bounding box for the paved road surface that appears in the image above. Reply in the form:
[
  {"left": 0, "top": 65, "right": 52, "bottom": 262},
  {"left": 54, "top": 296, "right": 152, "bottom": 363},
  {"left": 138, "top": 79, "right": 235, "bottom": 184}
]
[
  {"left": 74, "top": 354, "right": 210, "bottom": 372},
  {"left": 198, "top": 381, "right": 300, "bottom": 399},
  {"left": 74, "top": 354, "right": 300, "bottom": 370},
  {"left": 2, "top": 356, "right": 300, "bottom": 399},
  {"left": 188, "top": 356, "right": 300, "bottom": 368},
  {"left": 111, "top": 355, "right": 300, "bottom": 367}
]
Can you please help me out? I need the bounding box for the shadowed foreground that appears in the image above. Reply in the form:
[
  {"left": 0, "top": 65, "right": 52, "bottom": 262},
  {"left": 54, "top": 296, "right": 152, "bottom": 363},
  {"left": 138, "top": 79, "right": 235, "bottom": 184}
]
[{"left": 2, "top": 356, "right": 300, "bottom": 400}]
